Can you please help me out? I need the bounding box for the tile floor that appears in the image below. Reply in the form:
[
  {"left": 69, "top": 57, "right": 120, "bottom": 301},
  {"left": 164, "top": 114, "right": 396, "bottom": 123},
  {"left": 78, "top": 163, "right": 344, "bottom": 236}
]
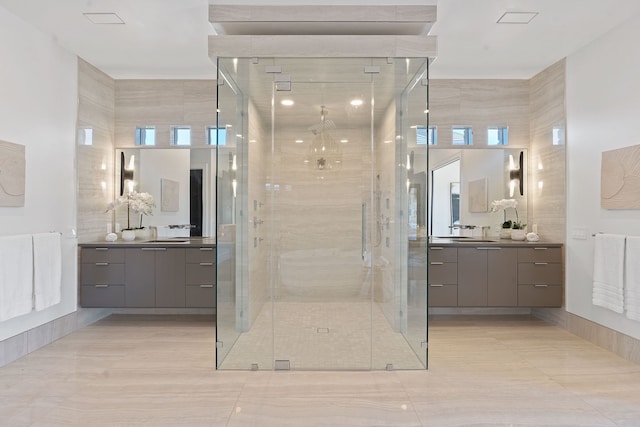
[
  {"left": 1, "top": 314, "right": 640, "bottom": 426},
  {"left": 219, "top": 302, "right": 425, "bottom": 370}
]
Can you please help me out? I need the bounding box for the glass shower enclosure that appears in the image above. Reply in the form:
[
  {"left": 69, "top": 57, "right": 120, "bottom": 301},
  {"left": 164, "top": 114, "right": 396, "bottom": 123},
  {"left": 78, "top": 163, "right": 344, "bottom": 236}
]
[{"left": 216, "top": 57, "right": 429, "bottom": 370}]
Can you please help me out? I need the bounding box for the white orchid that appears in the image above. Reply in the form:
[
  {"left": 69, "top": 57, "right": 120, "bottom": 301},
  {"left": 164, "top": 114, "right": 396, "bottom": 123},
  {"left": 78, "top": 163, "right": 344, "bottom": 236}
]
[
  {"left": 490, "top": 198, "right": 517, "bottom": 212},
  {"left": 490, "top": 198, "right": 520, "bottom": 228},
  {"left": 106, "top": 191, "right": 155, "bottom": 229}
]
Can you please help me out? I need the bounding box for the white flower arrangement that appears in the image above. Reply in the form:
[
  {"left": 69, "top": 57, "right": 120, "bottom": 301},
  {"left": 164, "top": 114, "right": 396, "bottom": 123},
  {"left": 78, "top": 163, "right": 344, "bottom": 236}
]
[
  {"left": 490, "top": 198, "right": 517, "bottom": 212},
  {"left": 490, "top": 198, "right": 521, "bottom": 229},
  {"left": 106, "top": 191, "right": 155, "bottom": 230}
]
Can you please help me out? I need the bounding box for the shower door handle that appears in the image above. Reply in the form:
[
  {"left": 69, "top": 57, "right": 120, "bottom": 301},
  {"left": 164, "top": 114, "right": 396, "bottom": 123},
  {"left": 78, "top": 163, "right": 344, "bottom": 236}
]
[{"left": 362, "top": 202, "right": 366, "bottom": 261}]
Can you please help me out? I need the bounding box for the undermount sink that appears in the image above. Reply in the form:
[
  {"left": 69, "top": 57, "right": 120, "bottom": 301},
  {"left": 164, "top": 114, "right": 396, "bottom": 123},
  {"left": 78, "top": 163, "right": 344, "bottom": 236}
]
[
  {"left": 431, "top": 237, "right": 498, "bottom": 243},
  {"left": 144, "top": 239, "right": 190, "bottom": 244}
]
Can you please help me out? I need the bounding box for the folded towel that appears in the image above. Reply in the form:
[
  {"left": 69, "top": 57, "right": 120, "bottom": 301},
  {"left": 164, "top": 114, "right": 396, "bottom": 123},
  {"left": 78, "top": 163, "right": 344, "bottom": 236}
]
[
  {"left": 0, "top": 234, "right": 33, "bottom": 321},
  {"left": 625, "top": 236, "right": 640, "bottom": 321},
  {"left": 32, "top": 232, "right": 62, "bottom": 311},
  {"left": 592, "top": 234, "right": 625, "bottom": 313}
]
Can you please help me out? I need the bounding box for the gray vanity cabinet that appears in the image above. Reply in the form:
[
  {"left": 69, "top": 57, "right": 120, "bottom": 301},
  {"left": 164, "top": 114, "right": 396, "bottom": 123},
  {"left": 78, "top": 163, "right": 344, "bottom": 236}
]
[
  {"left": 155, "top": 249, "right": 186, "bottom": 307},
  {"left": 517, "top": 247, "right": 563, "bottom": 306},
  {"left": 124, "top": 248, "right": 157, "bottom": 307},
  {"left": 427, "top": 246, "right": 458, "bottom": 306},
  {"left": 80, "top": 244, "right": 215, "bottom": 308},
  {"left": 185, "top": 247, "right": 216, "bottom": 308},
  {"left": 80, "top": 247, "right": 126, "bottom": 307},
  {"left": 457, "top": 247, "right": 518, "bottom": 307},
  {"left": 487, "top": 248, "right": 518, "bottom": 306},
  {"left": 457, "top": 248, "right": 488, "bottom": 306},
  {"left": 125, "top": 248, "right": 186, "bottom": 307}
]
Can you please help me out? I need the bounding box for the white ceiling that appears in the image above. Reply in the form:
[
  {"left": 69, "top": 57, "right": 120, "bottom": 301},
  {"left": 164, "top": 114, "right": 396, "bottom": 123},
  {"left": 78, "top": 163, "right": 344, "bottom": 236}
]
[{"left": 1, "top": 0, "right": 639, "bottom": 80}]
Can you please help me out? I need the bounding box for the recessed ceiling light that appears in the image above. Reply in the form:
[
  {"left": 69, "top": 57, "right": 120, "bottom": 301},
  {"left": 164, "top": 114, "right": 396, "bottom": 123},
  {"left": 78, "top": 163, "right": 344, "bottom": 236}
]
[
  {"left": 295, "top": 139, "right": 304, "bottom": 144},
  {"left": 281, "top": 99, "right": 294, "bottom": 106},
  {"left": 497, "top": 12, "right": 538, "bottom": 24},
  {"left": 350, "top": 99, "right": 363, "bottom": 107},
  {"left": 340, "top": 139, "right": 348, "bottom": 143},
  {"left": 83, "top": 12, "right": 125, "bottom": 24}
]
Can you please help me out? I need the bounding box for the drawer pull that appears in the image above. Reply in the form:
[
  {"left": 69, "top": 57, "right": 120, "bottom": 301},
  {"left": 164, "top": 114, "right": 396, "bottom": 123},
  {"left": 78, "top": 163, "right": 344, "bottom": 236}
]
[
  {"left": 534, "top": 284, "right": 548, "bottom": 288},
  {"left": 95, "top": 284, "right": 109, "bottom": 288},
  {"left": 95, "top": 248, "right": 109, "bottom": 251},
  {"left": 430, "top": 262, "right": 444, "bottom": 265},
  {"left": 199, "top": 262, "right": 214, "bottom": 266},
  {"left": 477, "top": 247, "right": 500, "bottom": 250},
  {"left": 429, "top": 284, "right": 444, "bottom": 287},
  {"left": 199, "top": 247, "right": 214, "bottom": 251},
  {"left": 95, "top": 262, "right": 109, "bottom": 266},
  {"left": 430, "top": 247, "right": 444, "bottom": 250},
  {"left": 534, "top": 262, "right": 548, "bottom": 265},
  {"left": 199, "top": 284, "right": 214, "bottom": 288},
  {"left": 141, "top": 247, "right": 167, "bottom": 251},
  {"left": 533, "top": 247, "right": 548, "bottom": 251}
]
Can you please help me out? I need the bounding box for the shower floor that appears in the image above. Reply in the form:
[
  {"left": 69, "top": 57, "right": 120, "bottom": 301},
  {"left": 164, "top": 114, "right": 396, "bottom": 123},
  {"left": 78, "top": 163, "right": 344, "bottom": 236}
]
[{"left": 218, "top": 301, "right": 425, "bottom": 370}]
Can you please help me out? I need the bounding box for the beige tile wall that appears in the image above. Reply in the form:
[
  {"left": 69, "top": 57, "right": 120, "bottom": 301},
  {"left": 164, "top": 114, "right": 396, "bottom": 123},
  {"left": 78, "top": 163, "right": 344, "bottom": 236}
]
[
  {"left": 529, "top": 59, "right": 566, "bottom": 242},
  {"left": 76, "top": 59, "right": 116, "bottom": 242},
  {"left": 429, "top": 79, "right": 530, "bottom": 148},
  {"left": 114, "top": 80, "right": 216, "bottom": 147}
]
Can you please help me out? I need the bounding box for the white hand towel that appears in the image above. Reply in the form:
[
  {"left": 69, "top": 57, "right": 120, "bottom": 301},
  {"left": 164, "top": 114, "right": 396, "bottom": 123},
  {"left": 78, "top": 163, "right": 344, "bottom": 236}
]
[
  {"left": 0, "top": 234, "right": 33, "bottom": 321},
  {"left": 592, "top": 233, "right": 625, "bottom": 313},
  {"left": 32, "top": 232, "right": 62, "bottom": 311},
  {"left": 625, "top": 236, "right": 640, "bottom": 321}
]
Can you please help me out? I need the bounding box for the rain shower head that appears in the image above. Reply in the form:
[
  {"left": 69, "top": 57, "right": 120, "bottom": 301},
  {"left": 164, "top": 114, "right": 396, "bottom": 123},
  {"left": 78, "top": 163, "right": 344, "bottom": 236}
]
[{"left": 307, "top": 106, "right": 336, "bottom": 135}]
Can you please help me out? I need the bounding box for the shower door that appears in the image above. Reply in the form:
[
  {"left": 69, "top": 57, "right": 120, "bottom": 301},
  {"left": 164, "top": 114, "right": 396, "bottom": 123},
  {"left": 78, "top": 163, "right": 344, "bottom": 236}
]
[{"left": 216, "top": 57, "right": 429, "bottom": 370}]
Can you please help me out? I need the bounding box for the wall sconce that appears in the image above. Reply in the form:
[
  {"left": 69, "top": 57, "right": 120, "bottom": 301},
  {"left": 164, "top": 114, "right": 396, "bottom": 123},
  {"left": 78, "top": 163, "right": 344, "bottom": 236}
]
[
  {"left": 119, "top": 151, "right": 135, "bottom": 196},
  {"left": 229, "top": 152, "right": 237, "bottom": 198},
  {"left": 509, "top": 151, "right": 524, "bottom": 197}
]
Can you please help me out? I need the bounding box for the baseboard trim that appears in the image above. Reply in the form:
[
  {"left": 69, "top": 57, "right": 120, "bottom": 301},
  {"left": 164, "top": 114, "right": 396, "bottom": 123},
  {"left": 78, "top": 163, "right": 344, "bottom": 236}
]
[{"left": 532, "top": 308, "right": 640, "bottom": 365}]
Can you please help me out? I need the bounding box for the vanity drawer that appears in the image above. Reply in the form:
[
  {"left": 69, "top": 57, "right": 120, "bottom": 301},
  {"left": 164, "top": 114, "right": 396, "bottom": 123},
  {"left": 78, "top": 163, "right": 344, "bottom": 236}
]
[
  {"left": 518, "top": 247, "right": 561, "bottom": 263},
  {"left": 518, "top": 263, "right": 562, "bottom": 285},
  {"left": 81, "top": 284, "right": 125, "bottom": 307},
  {"left": 81, "top": 247, "right": 125, "bottom": 264},
  {"left": 428, "top": 247, "right": 457, "bottom": 263},
  {"left": 186, "top": 284, "right": 215, "bottom": 308},
  {"left": 186, "top": 263, "right": 216, "bottom": 285},
  {"left": 185, "top": 247, "right": 216, "bottom": 263},
  {"left": 429, "top": 284, "right": 457, "bottom": 307},
  {"left": 81, "top": 263, "right": 125, "bottom": 285},
  {"left": 428, "top": 262, "right": 457, "bottom": 285},
  {"left": 518, "top": 284, "right": 562, "bottom": 307}
]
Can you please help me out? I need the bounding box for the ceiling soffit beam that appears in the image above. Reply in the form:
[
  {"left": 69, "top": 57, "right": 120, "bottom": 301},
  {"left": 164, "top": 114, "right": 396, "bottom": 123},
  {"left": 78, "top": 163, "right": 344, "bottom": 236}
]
[
  {"left": 209, "top": 5, "right": 437, "bottom": 36},
  {"left": 208, "top": 34, "right": 437, "bottom": 59}
]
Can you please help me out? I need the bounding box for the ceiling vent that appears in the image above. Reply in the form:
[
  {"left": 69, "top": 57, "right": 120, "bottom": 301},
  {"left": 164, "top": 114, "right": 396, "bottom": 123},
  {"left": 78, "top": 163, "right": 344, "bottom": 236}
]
[
  {"left": 83, "top": 13, "right": 124, "bottom": 25},
  {"left": 497, "top": 12, "right": 538, "bottom": 24}
]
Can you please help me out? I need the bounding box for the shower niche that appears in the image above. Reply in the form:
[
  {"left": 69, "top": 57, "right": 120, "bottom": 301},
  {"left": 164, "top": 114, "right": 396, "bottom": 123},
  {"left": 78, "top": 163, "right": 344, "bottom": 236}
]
[{"left": 215, "top": 57, "right": 431, "bottom": 370}]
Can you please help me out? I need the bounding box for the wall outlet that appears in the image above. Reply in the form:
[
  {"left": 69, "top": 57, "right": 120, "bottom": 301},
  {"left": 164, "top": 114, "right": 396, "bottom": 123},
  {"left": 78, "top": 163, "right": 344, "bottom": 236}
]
[{"left": 572, "top": 227, "right": 588, "bottom": 240}]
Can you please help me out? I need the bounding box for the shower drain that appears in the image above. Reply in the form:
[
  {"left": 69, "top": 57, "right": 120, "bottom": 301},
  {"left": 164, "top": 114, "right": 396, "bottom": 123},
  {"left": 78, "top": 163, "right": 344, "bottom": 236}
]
[{"left": 317, "top": 327, "right": 330, "bottom": 333}]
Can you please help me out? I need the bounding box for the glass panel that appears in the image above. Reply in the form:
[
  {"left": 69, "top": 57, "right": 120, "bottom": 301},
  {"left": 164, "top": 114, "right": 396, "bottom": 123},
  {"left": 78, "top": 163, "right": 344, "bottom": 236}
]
[
  {"left": 215, "top": 60, "right": 247, "bottom": 369},
  {"left": 216, "top": 56, "right": 429, "bottom": 370},
  {"left": 416, "top": 126, "right": 436, "bottom": 145},
  {"left": 273, "top": 74, "right": 373, "bottom": 370},
  {"left": 399, "top": 59, "right": 429, "bottom": 369},
  {"left": 207, "top": 127, "right": 227, "bottom": 146}
]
